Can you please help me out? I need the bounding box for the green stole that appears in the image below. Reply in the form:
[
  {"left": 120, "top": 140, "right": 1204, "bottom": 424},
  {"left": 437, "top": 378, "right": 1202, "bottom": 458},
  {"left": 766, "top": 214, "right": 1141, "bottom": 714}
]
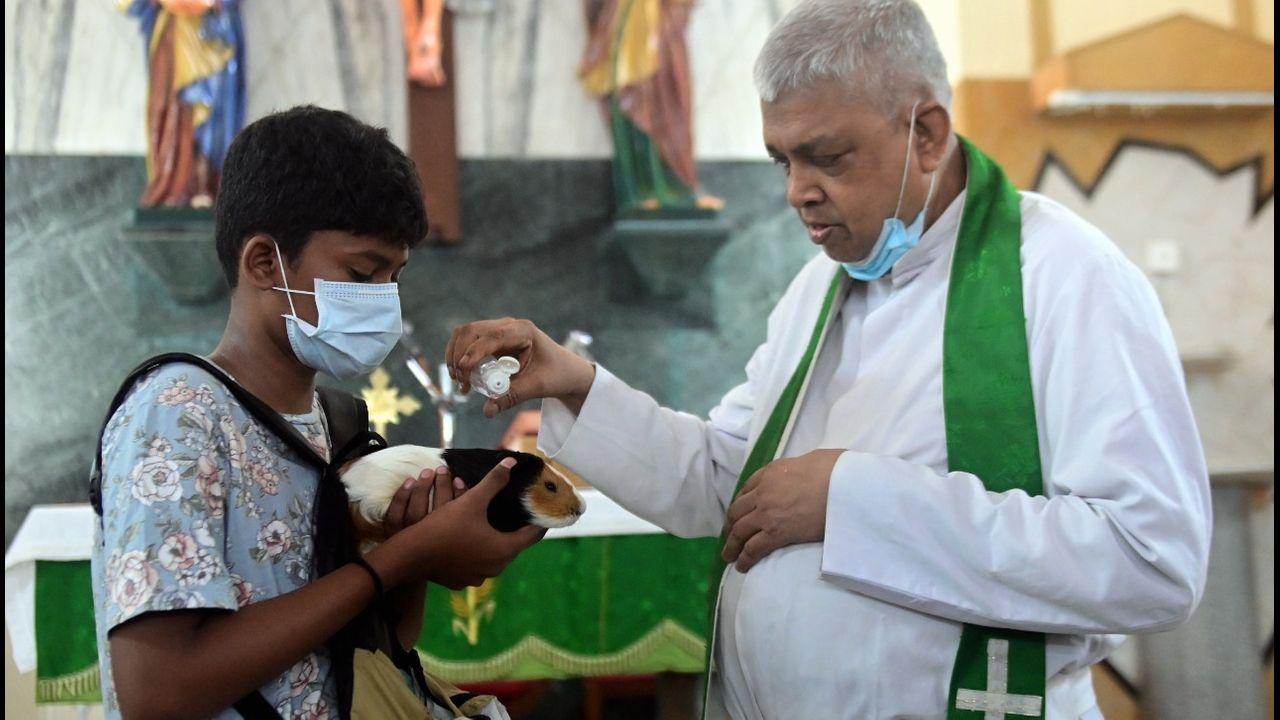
[{"left": 703, "top": 137, "right": 1046, "bottom": 719}]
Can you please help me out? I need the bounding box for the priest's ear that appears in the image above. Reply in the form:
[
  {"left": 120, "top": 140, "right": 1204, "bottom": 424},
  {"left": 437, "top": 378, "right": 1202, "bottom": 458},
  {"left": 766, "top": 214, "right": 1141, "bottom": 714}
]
[{"left": 912, "top": 99, "right": 952, "bottom": 174}]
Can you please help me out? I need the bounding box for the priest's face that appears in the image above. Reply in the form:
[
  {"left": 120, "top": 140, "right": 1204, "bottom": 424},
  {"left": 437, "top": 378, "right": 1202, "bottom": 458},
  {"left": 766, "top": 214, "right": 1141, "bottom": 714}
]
[{"left": 762, "top": 80, "right": 940, "bottom": 264}]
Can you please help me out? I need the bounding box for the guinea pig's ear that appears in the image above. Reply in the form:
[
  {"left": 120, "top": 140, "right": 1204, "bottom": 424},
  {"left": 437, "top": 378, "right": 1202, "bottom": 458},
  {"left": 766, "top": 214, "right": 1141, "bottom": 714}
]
[
  {"left": 543, "top": 463, "right": 575, "bottom": 490},
  {"left": 510, "top": 450, "right": 546, "bottom": 471},
  {"left": 441, "top": 448, "right": 514, "bottom": 484}
]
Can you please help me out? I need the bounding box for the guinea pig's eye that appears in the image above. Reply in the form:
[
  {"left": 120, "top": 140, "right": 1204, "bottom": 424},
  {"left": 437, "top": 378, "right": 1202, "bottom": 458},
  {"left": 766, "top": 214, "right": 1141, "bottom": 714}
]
[{"left": 543, "top": 481, "right": 558, "bottom": 493}]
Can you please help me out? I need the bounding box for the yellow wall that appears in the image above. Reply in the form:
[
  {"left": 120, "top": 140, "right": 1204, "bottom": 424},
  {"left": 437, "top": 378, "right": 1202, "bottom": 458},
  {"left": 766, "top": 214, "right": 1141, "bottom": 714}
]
[
  {"left": 956, "top": 1, "right": 1035, "bottom": 78},
  {"left": 915, "top": 0, "right": 964, "bottom": 82},
  {"left": 1258, "top": 0, "right": 1275, "bottom": 41},
  {"left": 925, "top": 0, "right": 1275, "bottom": 80},
  {"left": 951, "top": 78, "right": 1274, "bottom": 191},
  {"left": 922, "top": 0, "right": 1275, "bottom": 195},
  {"left": 1047, "top": 0, "right": 1237, "bottom": 54}
]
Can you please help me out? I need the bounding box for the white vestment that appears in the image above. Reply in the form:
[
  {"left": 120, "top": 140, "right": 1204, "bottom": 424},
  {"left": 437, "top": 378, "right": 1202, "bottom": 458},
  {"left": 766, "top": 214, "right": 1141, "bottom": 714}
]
[{"left": 539, "top": 189, "right": 1212, "bottom": 719}]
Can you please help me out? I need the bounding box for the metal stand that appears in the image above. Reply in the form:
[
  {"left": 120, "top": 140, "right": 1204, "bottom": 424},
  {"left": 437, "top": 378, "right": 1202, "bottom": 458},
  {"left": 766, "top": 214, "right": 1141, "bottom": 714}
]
[{"left": 400, "top": 320, "right": 468, "bottom": 448}]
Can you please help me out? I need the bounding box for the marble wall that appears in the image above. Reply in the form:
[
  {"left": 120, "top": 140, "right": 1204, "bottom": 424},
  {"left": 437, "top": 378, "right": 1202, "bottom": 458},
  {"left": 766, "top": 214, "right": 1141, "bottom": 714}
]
[
  {"left": 4, "top": 0, "right": 407, "bottom": 155},
  {"left": 2, "top": 154, "right": 810, "bottom": 547}
]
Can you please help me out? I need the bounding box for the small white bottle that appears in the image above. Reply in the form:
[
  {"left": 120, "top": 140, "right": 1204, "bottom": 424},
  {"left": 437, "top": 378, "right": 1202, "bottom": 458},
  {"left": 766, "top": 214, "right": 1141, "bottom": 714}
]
[{"left": 470, "top": 356, "right": 521, "bottom": 398}]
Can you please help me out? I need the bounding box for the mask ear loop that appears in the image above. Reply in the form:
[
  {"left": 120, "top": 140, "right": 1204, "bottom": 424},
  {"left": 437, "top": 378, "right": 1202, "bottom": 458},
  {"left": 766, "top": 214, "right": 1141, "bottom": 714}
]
[
  {"left": 271, "top": 241, "right": 309, "bottom": 319},
  {"left": 892, "top": 101, "right": 921, "bottom": 221},
  {"left": 921, "top": 168, "right": 939, "bottom": 222}
]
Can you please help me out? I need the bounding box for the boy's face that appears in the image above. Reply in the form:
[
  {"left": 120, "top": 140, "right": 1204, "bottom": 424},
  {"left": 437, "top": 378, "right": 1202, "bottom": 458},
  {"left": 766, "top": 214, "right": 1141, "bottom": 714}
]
[{"left": 240, "top": 229, "right": 410, "bottom": 346}]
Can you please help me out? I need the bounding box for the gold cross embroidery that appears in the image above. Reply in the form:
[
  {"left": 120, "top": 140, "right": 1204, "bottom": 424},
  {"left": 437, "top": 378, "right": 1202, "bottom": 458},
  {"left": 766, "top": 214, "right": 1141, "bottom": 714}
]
[
  {"left": 361, "top": 367, "right": 423, "bottom": 436},
  {"left": 450, "top": 579, "right": 498, "bottom": 646}
]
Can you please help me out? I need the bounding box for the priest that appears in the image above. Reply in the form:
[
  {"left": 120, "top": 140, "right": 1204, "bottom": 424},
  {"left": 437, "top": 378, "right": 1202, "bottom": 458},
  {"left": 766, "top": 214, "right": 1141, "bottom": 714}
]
[{"left": 446, "top": 1, "right": 1211, "bottom": 717}]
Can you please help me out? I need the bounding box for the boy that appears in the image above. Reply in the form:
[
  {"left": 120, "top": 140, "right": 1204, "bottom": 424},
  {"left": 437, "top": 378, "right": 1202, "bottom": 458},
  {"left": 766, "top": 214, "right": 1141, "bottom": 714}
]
[{"left": 91, "top": 106, "right": 542, "bottom": 719}]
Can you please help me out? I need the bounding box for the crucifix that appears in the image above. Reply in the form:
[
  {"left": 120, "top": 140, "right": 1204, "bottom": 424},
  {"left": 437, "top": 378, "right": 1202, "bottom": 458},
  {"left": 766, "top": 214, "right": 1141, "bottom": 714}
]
[
  {"left": 953, "top": 639, "right": 1044, "bottom": 719},
  {"left": 401, "top": 0, "right": 463, "bottom": 243}
]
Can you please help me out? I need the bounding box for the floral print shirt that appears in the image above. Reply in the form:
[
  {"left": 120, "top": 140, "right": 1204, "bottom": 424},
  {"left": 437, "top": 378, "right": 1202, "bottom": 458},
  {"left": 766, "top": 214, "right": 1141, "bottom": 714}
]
[{"left": 90, "top": 361, "right": 337, "bottom": 719}]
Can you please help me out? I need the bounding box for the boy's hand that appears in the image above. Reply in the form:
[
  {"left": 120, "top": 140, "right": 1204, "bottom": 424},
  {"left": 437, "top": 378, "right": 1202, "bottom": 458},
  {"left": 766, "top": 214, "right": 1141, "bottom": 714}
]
[
  {"left": 382, "top": 466, "right": 467, "bottom": 651},
  {"left": 382, "top": 465, "right": 468, "bottom": 536},
  {"left": 380, "top": 457, "right": 545, "bottom": 589}
]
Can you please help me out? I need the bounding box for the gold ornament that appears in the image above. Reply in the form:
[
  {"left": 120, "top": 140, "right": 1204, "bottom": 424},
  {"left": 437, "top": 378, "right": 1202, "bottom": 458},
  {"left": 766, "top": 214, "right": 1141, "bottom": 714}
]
[
  {"left": 361, "top": 367, "right": 423, "bottom": 436},
  {"left": 449, "top": 579, "right": 498, "bottom": 646}
]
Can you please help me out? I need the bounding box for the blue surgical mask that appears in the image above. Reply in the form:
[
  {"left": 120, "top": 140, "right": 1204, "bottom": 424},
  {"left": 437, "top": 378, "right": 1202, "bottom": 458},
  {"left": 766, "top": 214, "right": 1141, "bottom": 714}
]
[
  {"left": 272, "top": 242, "right": 403, "bottom": 380},
  {"left": 842, "top": 103, "right": 938, "bottom": 281}
]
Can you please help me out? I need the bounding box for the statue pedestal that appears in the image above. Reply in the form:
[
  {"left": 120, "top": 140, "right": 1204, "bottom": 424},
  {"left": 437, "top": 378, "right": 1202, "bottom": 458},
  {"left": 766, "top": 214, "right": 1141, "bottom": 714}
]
[
  {"left": 119, "top": 208, "right": 226, "bottom": 305},
  {"left": 603, "top": 208, "right": 730, "bottom": 319}
]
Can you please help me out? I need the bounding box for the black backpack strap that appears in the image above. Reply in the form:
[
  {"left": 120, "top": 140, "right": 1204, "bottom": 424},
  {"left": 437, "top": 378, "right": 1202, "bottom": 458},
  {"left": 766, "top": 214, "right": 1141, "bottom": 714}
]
[
  {"left": 316, "top": 386, "right": 389, "bottom": 467},
  {"left": 315, "top": 387, "right": 437, "bottom": 711},
  {"left": 232, "top": 691, "right": 284, "bottom": 720},
  {"left": 90, "top": 353, "right": 331, "bottom": 516},
  {"left": 313, "top": 386, "right": 417, "bottom": 718},
  {"left": 390, "top": 637, "right": 433, "bottom": 701}
]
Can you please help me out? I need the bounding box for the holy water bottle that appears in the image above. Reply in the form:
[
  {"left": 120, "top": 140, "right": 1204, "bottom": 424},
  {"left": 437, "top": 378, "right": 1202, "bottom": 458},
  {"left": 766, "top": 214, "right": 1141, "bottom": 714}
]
[{"left": 470, "top": 356, "right": 521, "bottom": 398}]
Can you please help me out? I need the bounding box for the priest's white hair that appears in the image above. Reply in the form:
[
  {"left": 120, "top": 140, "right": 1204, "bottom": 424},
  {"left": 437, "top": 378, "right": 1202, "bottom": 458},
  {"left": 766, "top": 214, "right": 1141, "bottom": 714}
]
[{"left": 754, "top": 0, "right": 951, "bottom": 114}]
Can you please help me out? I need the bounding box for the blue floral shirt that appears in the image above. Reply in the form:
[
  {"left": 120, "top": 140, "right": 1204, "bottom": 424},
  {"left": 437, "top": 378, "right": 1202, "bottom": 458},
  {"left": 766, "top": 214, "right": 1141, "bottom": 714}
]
[{"left": 90, "top": 361, "right": 337, "bottom": 719}]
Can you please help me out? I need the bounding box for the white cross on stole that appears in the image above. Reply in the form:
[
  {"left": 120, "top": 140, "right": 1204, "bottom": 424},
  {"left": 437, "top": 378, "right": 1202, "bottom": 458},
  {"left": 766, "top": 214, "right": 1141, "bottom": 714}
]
[{"left": 953, "top": 639, "right": 1045, "bottom": 719}]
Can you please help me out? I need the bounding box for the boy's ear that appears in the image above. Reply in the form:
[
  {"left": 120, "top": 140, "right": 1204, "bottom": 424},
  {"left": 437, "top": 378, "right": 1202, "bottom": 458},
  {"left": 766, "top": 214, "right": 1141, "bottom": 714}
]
[{"left": 241, "top": 234, "right": 282, "bottom": 291}]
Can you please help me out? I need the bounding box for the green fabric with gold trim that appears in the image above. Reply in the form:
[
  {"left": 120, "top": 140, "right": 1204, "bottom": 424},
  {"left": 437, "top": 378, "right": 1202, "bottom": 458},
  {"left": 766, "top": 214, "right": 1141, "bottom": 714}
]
[
  {"left": 32, "top": 535, "right": 716, "bottom": 704},
  {"left": 36, "top": 561, "right": 101, "bottom": 703},
  {"left": 417, "top": 533, "right": 716, "bottom": 680}
]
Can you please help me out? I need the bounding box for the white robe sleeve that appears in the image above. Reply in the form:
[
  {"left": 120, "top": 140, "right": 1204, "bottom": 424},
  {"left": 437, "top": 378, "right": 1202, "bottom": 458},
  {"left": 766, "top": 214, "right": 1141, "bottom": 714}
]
[
  {"left": 537, "top": 352, "right": 761, "bottom": 538},
  {"left": 820, "top": 251, "right": 1212, "bottom": 635}
]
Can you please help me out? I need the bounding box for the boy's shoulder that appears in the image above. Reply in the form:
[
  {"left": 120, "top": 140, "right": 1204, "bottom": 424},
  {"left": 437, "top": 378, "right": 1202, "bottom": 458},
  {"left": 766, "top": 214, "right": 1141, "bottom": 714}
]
[
  {"left": 110, "top": 358, "right": 241, "bottom": 425},
  {"left": 96, "top": 360, "right": 243, "bottom": 497}
]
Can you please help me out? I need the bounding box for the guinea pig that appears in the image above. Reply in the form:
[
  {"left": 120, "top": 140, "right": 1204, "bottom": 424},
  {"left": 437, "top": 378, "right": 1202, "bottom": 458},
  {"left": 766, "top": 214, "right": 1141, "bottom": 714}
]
[{"left": 341, "top": 446, "right": 586, "bottom": 541}]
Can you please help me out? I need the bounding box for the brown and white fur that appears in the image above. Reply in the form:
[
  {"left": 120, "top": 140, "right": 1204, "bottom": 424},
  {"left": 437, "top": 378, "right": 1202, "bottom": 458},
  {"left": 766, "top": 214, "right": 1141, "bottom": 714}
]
[{"left": 341, "top": 445, "right": 586, "bottom": 542}]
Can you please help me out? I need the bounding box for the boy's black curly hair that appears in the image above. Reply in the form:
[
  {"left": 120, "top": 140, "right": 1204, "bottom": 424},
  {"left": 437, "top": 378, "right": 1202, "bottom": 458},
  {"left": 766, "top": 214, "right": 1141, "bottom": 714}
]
[{"left": 215, "top": 105, "right": 428, "bottom": 287}]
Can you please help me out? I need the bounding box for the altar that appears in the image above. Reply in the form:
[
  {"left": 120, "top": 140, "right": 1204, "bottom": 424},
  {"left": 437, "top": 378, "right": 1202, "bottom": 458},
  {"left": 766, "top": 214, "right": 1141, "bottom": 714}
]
[{"left": 6, "top": 501, "right": 717, "bottom": 707}]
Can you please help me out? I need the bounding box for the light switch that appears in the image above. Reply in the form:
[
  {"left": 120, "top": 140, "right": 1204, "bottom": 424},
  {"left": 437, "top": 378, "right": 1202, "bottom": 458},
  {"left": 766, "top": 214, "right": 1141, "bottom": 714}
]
[{"left": 1145, "top": 240, "right": 1182, "bottom": 276}]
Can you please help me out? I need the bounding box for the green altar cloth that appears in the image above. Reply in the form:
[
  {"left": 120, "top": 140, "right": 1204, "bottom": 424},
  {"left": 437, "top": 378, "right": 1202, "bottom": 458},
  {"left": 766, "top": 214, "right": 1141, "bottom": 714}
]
[{"left": 31, "top": 535, "right": 717, "bottom": 704}]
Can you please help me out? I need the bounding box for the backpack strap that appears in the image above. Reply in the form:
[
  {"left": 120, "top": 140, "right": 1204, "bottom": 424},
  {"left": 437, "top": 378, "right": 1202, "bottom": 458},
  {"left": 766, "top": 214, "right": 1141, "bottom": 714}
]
[
  {"left": 314, "top": 387, "right": 435, "bottom": 711},
  {"left": 231, "top": 691, "right": 283, "bottom": 720},
  {"left": 89, "top": 353, "right": 329, "bottom": 517},
  {"left": 317, "top": 386, "right": 389, "bottom": 468}
]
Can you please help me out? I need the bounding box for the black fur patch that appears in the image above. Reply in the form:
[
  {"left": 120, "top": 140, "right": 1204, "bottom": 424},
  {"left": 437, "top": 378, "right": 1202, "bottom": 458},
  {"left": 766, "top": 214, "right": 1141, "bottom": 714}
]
[{"left": 440, "top": 449, "right": 546, "bottom": 532}]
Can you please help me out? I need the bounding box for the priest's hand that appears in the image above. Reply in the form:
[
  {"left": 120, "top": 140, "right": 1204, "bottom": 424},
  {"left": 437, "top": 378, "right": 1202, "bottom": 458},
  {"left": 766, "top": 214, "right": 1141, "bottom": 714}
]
[
  {"left": 446, "top": 318, "right": 596, "bottom": 418},
  {"left": 721, "top": 449, "right": 845, "bottom": 572}
]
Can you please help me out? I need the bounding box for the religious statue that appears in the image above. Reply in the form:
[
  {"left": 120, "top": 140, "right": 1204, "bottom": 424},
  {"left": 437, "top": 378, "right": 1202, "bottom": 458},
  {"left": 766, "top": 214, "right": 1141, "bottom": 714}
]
[
  {"left": 121, "top": 0, "right": 245, "bottom": 209},
  {"left": 399, "top": 0, "right": 465, "bottom": 242},
  {"left": 579, "top": 0, "right": 722, "bottom": 214},
  {"left": 402, "top": 0, "right": 447, "bottom": 87}
]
